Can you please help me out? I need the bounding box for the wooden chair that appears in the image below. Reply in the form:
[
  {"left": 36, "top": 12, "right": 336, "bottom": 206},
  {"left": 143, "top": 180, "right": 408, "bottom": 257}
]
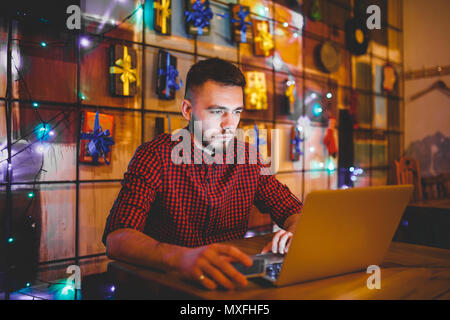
[
  {"left": 423, "top": 173, "right": 450, "bottom": 200},
  {"left": 394, "top": 157, "right": 423, "bottom": 202},
  {"left": 439, "top": 172, "right": 450, "bottom": 198}
]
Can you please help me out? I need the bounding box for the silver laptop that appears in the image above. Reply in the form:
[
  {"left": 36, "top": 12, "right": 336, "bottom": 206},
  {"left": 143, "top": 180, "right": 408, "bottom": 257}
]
[{"left": 248, "top": 185, "right": 414, "bottom": 286}]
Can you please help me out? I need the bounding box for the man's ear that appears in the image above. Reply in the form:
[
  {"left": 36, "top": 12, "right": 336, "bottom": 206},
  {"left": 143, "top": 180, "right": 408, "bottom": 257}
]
[{"left": 181, "top": 99, "right": 192, "bottom": 121}]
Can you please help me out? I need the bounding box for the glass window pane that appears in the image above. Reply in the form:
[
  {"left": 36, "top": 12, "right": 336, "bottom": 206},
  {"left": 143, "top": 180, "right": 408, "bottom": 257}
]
[
  {"left": 304, "top": 170, "right": 328, "bottom": 197},
  {"left": 304, "top": 126, "right": 327, "bottom": 171},
  {"left": 82, "top": 0, "right": 143, "bottom": 42},
  {"left": 39, "top": 183, "right": 76, "bottom": 262},
  {"left": 241, "top": 66, "right": 274, "bottom": 121},
  {"left": 274, "top": 74, "right": 303, "bottom": 121},
  {"left": 356, "top": 92, "right": 373, "bottom": 128},
  {"left": 145, "top": 0, "right": 196, "bottom": 52},
  {"left": 144, "top": 47, "right": 194, "bottom": 113},
  {"left": 275, "top": 171, "right": 303, "bottom": 200},
  {"left": 197, "top": 1, "right": 238, "bottom": 62},
  {"left": 388, "top": 0, "right": 402, "bottom": 29},
  {"left": 6, "top": 103, "right": 77, "bottom": 182},
  {"left": 79, "top": 108, "right": 142, "bottom": 181},
  {"left": 275, "top": 123, "right": 303, "bottom": 173},
  {"left": 374, "top": 95, "right": 387, "bottom": 129},
  {"left": 13, "top": 27, "right": 77, "bottom": 103},
  {"left": 143, "top": 112, "right": 188, "bottom": 143},
  {"left": 79, "top": 182, "right": 121, "bottom": 256},
  {"left": 81, "top": 41, "right": 142, "bottom": 109},
  {"left": 388, "top": 29, "right": 403, "bottom": 64}
]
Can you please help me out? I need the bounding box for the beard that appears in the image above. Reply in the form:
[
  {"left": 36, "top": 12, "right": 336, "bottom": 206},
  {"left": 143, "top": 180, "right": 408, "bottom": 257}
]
[
  {"left": 203, "top": 133, "right": 235, "bottom": 155},
  {"left": 189, "top": 118, "right": 235, "bottom": 155}
]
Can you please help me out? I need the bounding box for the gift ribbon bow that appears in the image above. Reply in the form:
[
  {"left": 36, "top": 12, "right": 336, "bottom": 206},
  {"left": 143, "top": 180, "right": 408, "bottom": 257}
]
[
  {"left": 158, "top": 52, "right": 183, "bottom": 98},
  {"left": 109, "top": 46, "right": 137, "bottom": 96},
  {"left": 254, "top": 21, "right": 274, "bottom": 56},
  {"left": 184, "top": 0, "right": 214, "bottom": 35},
  {"left": 245, "top": 85, "right": 267, "bottom": 110},
  {"left": 253, "top": 124, "right": 267, "bottom": 153},
  {"left": 218, "top": 6, "right": 252, "bottom": 43},
  {"left": 154, "top": 0, "right": 171, "bottom": 34},
  {"left": 80, "top": 111, "right": 115, "bottom": 165},
  {"left": 285, "top": 81, "right": 296, "bottom": 104}
]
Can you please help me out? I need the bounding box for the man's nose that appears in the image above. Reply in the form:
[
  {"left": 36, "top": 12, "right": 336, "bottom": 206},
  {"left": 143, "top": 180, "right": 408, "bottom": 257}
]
[{"left": 221, "top": 112, "right": 236, "bottom": 130}]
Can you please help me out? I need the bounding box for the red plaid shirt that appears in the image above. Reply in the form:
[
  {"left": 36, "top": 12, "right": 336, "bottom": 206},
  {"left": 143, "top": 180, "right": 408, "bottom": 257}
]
[{"left": 102, "top": 130, "right": 303, "bottom": 247}]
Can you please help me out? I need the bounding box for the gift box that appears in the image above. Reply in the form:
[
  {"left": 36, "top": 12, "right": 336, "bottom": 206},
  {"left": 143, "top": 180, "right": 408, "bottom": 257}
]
[
  {"left": 252, "top": 19, "right": 274, "bottom": 57},
  {"left": 229, "top": 4, "right": 251, "bottom": 43},
  {"left": 290, "top": 125, "right": 303, "bottom": 161},
  {"left": 109, "top": 44, "right": 137, "bottom": 97},
  {"left": 244, "top": 71, "right": 268, "bottom": 110},
  {"left": 241, "top": 123, "right": 271, "bottom": 163},
  {"left": 154, "top": 0, "right": 172, "bottom": 35},
  {"left": 79, "top": 111, "right": 114, "bottom": 165},
  {"left": 156, "top": 49, "right": 182, "bottom": 100},
  {"left": 184, "top": 0, "right": 213, "bottom": 36},
  {"left": 284, "top": 80, "right": 296, "bottom": 114}
]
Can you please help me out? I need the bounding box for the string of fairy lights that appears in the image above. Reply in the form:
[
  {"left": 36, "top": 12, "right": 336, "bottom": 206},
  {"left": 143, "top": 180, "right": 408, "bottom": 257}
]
[
  {"left": 1, "top": 1, "right": 146, "bottom": 300},
  {"left": 2, "top": 0, "right": 366, "bottom": 299}
]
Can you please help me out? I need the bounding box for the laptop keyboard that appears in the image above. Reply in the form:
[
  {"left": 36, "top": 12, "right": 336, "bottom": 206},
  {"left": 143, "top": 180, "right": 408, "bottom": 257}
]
[{"left": 266, "top": 262, "right": 283, "bottom": 280}]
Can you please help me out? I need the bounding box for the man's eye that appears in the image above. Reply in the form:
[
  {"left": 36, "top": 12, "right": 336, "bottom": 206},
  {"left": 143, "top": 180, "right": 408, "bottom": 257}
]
[{"left": 211, "top": 110, "right": 223, "bottom": 114}]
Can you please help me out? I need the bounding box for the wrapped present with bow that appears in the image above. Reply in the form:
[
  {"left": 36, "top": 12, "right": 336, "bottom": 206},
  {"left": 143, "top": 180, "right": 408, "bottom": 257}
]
[
  {"left": 156, "top": 49, "right": 183, "bottom": 100},
  {"left": 252, "top": 19, "right": 274, "bottom": 57},
  {"left": 109, "top": 44, "right": 137, "bottom": 97},
  {"left": 229, "top": 4, "right": 252, "bottom": 43},
  {"left": 244, "top": 71, "right": 268, "bottom": 110},
  {"left": 184, "top": 0, "right": 213, "bottom": 36},
  {"left": 285, "top": 79, "right": 296, "bottom": 114},
  {"left": 290, "top": 125, "right": 304, "bottom": 161},
  {"left": 80, "top": 111, "right": 115, "bottom": 165},
  {"left": 154, "top": 0, "right": 172, "bottom": 35},
  {"left": 241, "top": 123, "right": 271, "bottom": 163}
]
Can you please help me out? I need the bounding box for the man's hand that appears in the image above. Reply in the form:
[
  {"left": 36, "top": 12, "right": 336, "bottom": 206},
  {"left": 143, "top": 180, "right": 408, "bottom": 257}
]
[
  {"left": 176, "top": 243, "right": 253, "bottom": 290},
  {"left": 261, "top": 214, "right": 300, "bottom": 254},
  {"left": 261, "top": 229, "right": 293, "bottom": 254}
]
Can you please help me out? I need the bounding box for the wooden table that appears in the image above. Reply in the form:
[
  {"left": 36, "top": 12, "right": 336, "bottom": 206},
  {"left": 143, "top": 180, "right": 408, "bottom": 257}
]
[
  {"left": 108, "top": 234, "right": 450, "bottom": 300},
  {"left": 394, "top": 199, "right": 450, "bottom": 249},
  {"left": 408, "top": 199, "right": 450, "bottom": 210}
]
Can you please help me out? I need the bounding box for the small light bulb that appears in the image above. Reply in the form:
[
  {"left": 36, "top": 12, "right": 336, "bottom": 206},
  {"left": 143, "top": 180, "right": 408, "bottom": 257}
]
[
  {"left": 351, "top": 175, "right": 357, "bottom": 182},
  {"left": 80, "top": 37, "right": 91, "bottom": 48},
  {"left": 283, "top": 22, "right": 288, "bottom": 27},
  {"left": 293, "top": 32, "right": 298, "bottom": 38},
  {"left": 27, "top": 192, "right": 34, "bottom": 198},
  {"left": 40, "top": 41, "right": 47, "bottom": 47},
  {"left": 32, "top": 102, "right": 39, "bottom": 108},
  {"left": 326, "top": 92, "right": 333, "bottom": 99},
  {"left": 349, "top": 166, "right": 355, "bottom": 172},
  {"left": 8, "top": 237, "right": 14, "bottom": 244},
  {"left": 309, "top": 146, "right": 315, "bottom": 153},
  {"left": 49, "top": 131, "right": 54, "bottom": 136}
]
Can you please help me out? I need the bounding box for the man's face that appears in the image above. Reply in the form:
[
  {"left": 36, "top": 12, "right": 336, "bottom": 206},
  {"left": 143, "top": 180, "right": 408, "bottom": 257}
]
[{"left": 183, "top": 80, "right": 244, "bottom": 151}]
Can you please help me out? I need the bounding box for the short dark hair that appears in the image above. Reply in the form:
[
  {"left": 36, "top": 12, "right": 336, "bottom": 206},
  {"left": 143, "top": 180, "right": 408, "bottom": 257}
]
[{"left": 184, "top": 58, "right": 246, "bottom": 103}]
